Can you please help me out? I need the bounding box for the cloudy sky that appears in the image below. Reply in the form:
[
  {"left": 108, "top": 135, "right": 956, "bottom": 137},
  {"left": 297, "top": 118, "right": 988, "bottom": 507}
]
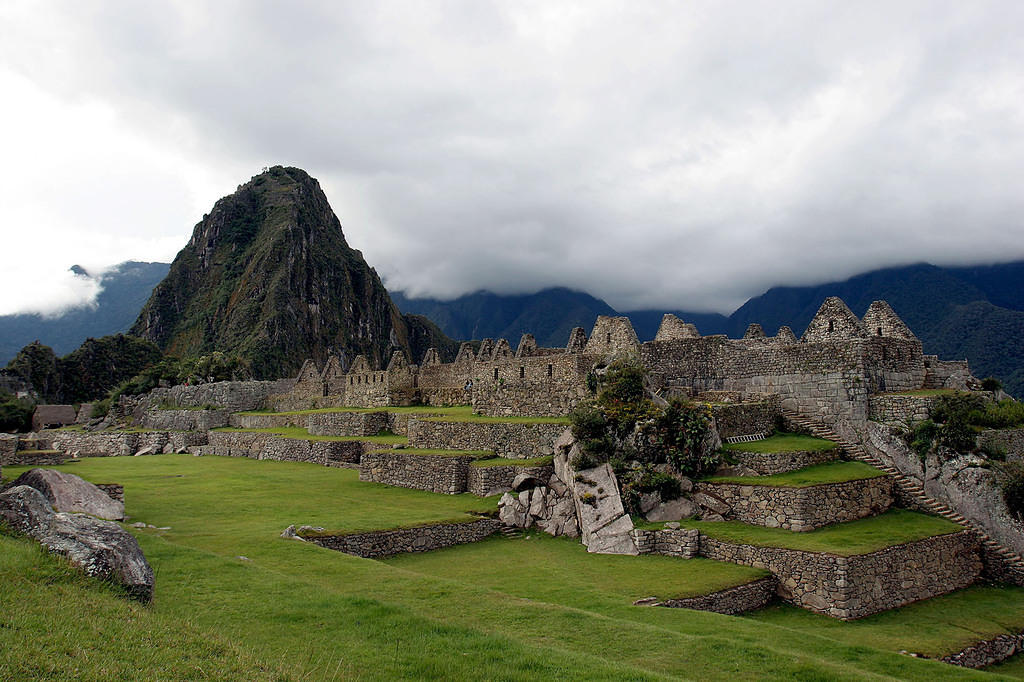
[{"left": 1, "top": 1, "right": 1022, "bottom": 317}]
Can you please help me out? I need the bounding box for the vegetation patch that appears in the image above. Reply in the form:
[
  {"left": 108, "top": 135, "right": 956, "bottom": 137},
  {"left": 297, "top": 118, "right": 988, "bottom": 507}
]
[
  {"left": 679, "top": 509, "right": 963, "bottom": 556},
  {"left": 708, "top": 461, "right": 886, "bottom": 487},
  {"left": 723, "top": 432, "right": 838, "bottom": 454}
]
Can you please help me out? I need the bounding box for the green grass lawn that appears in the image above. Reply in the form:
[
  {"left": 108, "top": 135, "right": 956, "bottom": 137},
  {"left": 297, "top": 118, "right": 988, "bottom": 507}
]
[
  {"left": 1, "top": 455, "right": 1016, "bottom": 680},
  {"left": 212, "top": 426, "right": 408, "bottom": 445},
  {"left": 723, "top": 432, "right": 839, "bottom": 453},
  {"left": 420, "top": 414, "right": 571, "bottom": 424},
  {"left": 709, "top": 461, "right": 887, "bottom": 487},
  {"left": 237, "top": 405, "right": 476, "bottom": 417},
  {"left": 678, "top": 509, "right": 963, "bottom": 555}
]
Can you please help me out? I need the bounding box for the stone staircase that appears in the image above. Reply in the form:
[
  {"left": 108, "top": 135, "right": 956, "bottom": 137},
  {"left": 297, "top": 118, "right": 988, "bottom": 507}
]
[{"left": 782, "top": 409, "right": 1024, "bottom": 579}]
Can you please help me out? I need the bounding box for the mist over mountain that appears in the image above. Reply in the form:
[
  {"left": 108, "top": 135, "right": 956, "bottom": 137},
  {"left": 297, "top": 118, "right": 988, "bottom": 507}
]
[{"left": 0, "top": 261, "right": 169, "bottom": 365}]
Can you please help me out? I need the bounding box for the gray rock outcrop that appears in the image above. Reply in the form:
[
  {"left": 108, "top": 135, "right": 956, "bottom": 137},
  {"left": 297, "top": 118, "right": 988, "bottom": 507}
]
[
  {"left": 12, "top": 468, "right": 125, "bottom": 521},
  {"left": 0, "top": 485, "right": 154, "bottom": 602}
]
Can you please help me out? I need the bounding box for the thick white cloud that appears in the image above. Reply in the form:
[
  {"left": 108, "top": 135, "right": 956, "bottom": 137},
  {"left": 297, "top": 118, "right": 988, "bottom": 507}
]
[{"left": 1, "top": 0, "right": 1022, "bottom": 316}]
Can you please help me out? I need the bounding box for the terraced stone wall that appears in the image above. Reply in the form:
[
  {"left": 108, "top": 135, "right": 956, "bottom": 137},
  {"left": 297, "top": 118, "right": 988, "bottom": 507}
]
[
  {"left": 630, "top": 528, "right": 700, "bottom": 558},
  {"left": 140, "top": 409, "right": 232, "bottom": 431},
  {"left": 696, "top": 477, "right": 894, "bottom": 531},
  {"left": 868, "top": 395, "right": 944, "bottom": 425},
  {"left": 979, "top": 428, "right": 1024, "bottom": 461},
  {"left": 466, "top": 463, "right": 554, "bottom": 497},
  {"left": 359, "top": 451, "right": 474, "bottom": 494},
  {"left": 49, "top": 430, "right": 207, "bottom": 457},
  {"left": 699, "top": 530, "right": 980, "bottom": 619},
  {"left": 228, "top": 413, "right": 307, "bottom": 429},
  {"left": 205, "top": 432, "right": 361, "bottom": 466},
  {"left": 711, "top": 397, "right": 780, "bottom": 439},
  {"left": 307, "top": 411, "right": 389, "bottom": 437},
  {"left": 408, "top": 419, "right": 566, "bottom": 459},
  {"left": 656, "top": 576, "right": 777, "bottom": 615},
  {"left": 727, "top": 448, "right": 838, "bottom": 476},
  {"left": 305, "top": 518, "right": 501, "bottom": 558},
  {"left": 0, "top": 450, "right": 65, "bottom": 466},
  {"left": 131, "top": 380, "right": 294, "bottom": 414}
]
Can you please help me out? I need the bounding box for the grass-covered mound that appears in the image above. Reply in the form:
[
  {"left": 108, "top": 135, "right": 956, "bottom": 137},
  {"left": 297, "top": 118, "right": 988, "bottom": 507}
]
[
  {"left": 677, "top": 509, "right": 963, "bottom": 556},
  {"left": 723, "top": 432, "right": 838, "bottom": 453},
  {"left": 1, "top": 455, "right": 1016, "bottom": 679},
  {"left": 709, "top": 461, "right": 886, "bottom": 487}
]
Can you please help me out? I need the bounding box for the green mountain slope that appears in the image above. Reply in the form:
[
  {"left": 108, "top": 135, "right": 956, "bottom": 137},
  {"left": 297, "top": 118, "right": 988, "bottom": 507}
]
[{"left": 130, "top": 166, "right": 455, "bottom": 378}]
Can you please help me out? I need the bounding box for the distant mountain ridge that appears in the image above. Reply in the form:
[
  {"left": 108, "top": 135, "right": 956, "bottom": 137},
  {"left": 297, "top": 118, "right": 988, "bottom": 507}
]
[
  {"left": 0, "top": 261, "right": 170, "bottom": 365},
  {"left": 394, "top": 261, "right": 1024, "bottom": 397}
]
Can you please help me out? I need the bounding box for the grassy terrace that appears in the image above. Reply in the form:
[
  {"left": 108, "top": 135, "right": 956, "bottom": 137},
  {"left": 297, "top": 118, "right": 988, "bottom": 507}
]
[
  {"left": 237, "top": 405, "right": 477, "bottom": 417},
  {"left": 3, "top": 455, "right": 1023, "bottom": 679},
  {"left": 367, "top": 448, "right": 494, "bottom": 459},
  {"left": 211, "top": 426, "right": 408, "bottom": 445},
  {"left": 708, "top": 461, "right": 887, "bottom": 487},
  {"left": 471, "top": 455, "right": 554, "bottom": 468},
  {"left": 672, "top": 509, "right": 963, "bottom": 555},
  {"left": 723, "top": 432, "right": 839, "bottom": 453},
  {"left": 420, "top": 414, "right": 570, "bottom": 424}
]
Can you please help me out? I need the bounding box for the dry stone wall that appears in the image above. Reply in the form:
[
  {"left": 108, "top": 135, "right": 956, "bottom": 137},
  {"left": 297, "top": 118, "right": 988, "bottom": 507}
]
[
  {"left": 979, "top": 428, "right": 1024, "bottom": 461},
  {"left": 407, "top": 419, "right": 565, "bottom": 459},
  {"left": 630, "top": 527, "right": 700, "bottom": 558},
  {"left": 711, "top": 397, "right": 780, "bottom": 439},
  {"left": 229, "top": 413, "right": 306, "bottom": 429},
  {"left": 50, "top": 431, "right": 207, "bottom": 457},
  {"left": 726, "top": 448, "right": 838, "bottom": 476},
  {"left": 1, "top": 450, "right": 66, "bottom": 467},
  {"left": 867, "top": 394, "right": 944, "bottom": 425},
  {"left": 655, "top": 576, "right": 777, "bottom": 615},
  {"left": 140, "top": 409, "right": 231, "bottom": 431},
  {"left": 307, "top": 411, "right": 389, "bottom": 437},
  {"left": 696, "top": 477, "right": 893, "bottom": 531},
  {"left": 699, "top": 530, "right": 980, "bottom": 619},
  {"left": 205, "top": 432, "right": 361, "bottom": 466},
  {"left": 304, "top": 518, "right": 501, "bottom": 558},
  {"left": 466, "top": 463, "right": 554, "bottom": 497},
  {"left": 359, "top": 451, "right": 474, "bottom": 494},
  {"left": 134, "top": 380, "right": 294, "bottom": 413},
  {"left": 941, "top": 632, "right": 1024, "bottom": 669}
]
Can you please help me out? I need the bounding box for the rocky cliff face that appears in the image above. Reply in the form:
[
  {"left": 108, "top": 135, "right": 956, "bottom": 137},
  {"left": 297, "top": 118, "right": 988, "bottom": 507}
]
[{"left": 131, "top": 166, "right": 455, "bottom": 378}]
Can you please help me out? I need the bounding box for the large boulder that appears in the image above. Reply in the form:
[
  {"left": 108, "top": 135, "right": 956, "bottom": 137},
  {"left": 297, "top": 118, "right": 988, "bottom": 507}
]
[
  {"left": 0, "top": 485, "right": 154, "bottom": 602},
  {"left": 12, "top": 468, "right": 125, "bottom": 521}
]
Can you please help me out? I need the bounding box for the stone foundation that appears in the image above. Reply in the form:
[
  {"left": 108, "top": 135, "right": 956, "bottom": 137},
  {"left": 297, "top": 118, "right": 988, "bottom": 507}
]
[
  {"left": 205, "top": 432, "right": 362, "bottom": 466},
  {"left": 228, "top": 413, "right": 306, "bottom": 429},
  {"left": 408, "top": 419, "right": 565, "bottom": 459},
  {"left": 699, "top": 530, "right": 981, "bottom": 619},
  {"left": 654, "top": 576, "right": 777, "bottom": 615},
  {"left": 711, "top": 397, "right": 780, "bottom": 439},
  {"left": 303, "top": 518, "right": 501, "bottom": 558},
  {"left": 49, "top": 430, "right": 208, "bottom": 456},
  {"left": 696, "top": 476, "right": 893, "bottom": 531}
]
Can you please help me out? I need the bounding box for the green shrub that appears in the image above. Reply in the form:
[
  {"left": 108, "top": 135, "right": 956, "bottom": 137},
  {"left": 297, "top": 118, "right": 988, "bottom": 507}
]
[
  {"left": 652, "top": 399, "right": 716, "bottom": 477},
  {"left": 979, "top": 441, "right": 1007, "bottom": 461},
  {"left": 982, "top": 377, "right": 1003, "bottom": 392},
  {"left": 0, "top": 394, "right": 34, "bottom": 432}
]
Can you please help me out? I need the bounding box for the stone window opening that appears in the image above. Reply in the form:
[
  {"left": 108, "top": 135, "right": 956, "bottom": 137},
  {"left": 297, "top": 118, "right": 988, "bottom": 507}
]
[
  {"left": 547, "top": 364, "right": 553, "bottom": 377},
  {"left": 877, "top": 327, "right": 883, "bottom": 337},
  {"left": 493, "top": 368, "right": 499, "bottom": 380},
  {"left": 519, "top": 366, "right": 525, "bottom": 378},
  {"left": 828, "top": 319, "right": 835, "bottom": 333},
  {"left": 606, "top": 332, "right": 611, "bottom": 343}
]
